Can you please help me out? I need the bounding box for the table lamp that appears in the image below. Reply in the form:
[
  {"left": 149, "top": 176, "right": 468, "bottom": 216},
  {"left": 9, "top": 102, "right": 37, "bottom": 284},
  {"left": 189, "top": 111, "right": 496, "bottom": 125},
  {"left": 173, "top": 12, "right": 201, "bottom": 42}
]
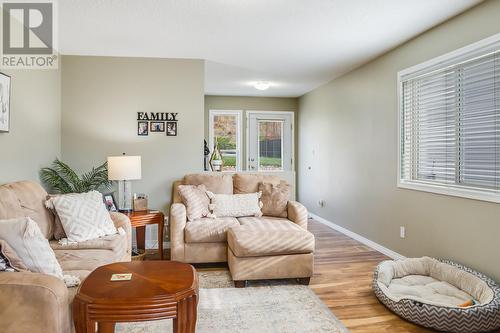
[{"left": 107, "top": 154, "right": 142, "bottom": 212}]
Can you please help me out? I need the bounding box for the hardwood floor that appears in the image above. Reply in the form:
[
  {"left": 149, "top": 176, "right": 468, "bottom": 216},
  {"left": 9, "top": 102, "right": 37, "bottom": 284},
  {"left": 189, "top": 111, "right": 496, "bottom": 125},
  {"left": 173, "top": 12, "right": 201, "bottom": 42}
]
[
  {"left": 146, "top": 218, "right": 436, "bottom": 332},
  {"left": 306, "top": 219, "right": 433, "bottom": 333}
]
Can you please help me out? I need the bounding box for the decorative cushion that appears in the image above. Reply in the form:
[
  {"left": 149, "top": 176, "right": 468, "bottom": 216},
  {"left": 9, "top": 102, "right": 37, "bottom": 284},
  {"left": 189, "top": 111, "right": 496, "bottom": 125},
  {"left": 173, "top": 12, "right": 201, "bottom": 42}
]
[
  {"left": 0, "top": 239, "right": 28, "bottom": 272},
  {"left": 178, "top": 184, "right": 214, "bottom": 221},
  {"left": 233, "top": 174, "right": 281, "bottom": 194},
  {"left": 258, "top": 181, "right": 290, "bottom": 217},
  {"left": 46, "top": 194, "right": 67, "bottom": 240},
  {"left": 0, "top": 217, "right": 63, "bottom": 278},
  {"left": 184, "top": 173, "right": 233, "bottom": 194},
  {"left": 46, "top": 191, "right": 117, "bottom": 243},
  {"left": 227, "top": 224, "right": 315, "bottom": 257},
  {"left": 207, "top": 191, "right": 263, "bottom": 218},
  {"left": 184, "top": 217, "right": 240, "bottom": 243}
]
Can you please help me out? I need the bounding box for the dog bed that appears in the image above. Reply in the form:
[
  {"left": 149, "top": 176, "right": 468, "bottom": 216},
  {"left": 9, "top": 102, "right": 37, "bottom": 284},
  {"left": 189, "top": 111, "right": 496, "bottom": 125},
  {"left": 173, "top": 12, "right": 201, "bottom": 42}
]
[{"left": 373, "top": 257, "right": 500, "bottom": 333}]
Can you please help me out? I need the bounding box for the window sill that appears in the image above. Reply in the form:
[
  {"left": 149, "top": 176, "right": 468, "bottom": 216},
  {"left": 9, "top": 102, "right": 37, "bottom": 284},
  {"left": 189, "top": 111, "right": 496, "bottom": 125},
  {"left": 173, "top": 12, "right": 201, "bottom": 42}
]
[{"left": 397, "top": 180, "right": 500, "bottom": 204}]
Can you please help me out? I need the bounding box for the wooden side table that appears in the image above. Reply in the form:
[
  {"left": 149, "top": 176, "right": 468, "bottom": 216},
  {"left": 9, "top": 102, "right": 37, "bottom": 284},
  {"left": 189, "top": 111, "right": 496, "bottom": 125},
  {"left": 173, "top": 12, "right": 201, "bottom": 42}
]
[
  {"left": 124, "top": 210, "right": 165, "bottom": 260},
  {"left": 73, "top": 261, "right": 198, "bottom": 333}
]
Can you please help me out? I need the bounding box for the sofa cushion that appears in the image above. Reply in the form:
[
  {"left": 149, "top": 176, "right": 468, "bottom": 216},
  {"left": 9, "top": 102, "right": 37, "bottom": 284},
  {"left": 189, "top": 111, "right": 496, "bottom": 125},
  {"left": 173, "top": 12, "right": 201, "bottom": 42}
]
[
  {"left": 49, "top": 233, "right": 126, "bottom": 251},
  {"left": 0, "top": 239, "right": 28, "bottom": 272},
  {"left": 0, "top": 217, "right": 63, "bottom": 278},
  {"left": 55, "top": 245, "right": 127, "bottom": 272},
  {"left": 233, "top": 174, "right": 281, "bottom": 194},
  {"left": 259, "top": 181, "right": 290, "bottom": 218},
  {"left": 0, "top": 181, "right": 54, "bottom": 239},
  {"left": 237, "top": 216, "right": 303, "bottom": 231},
  {"left": 185, "top": 217, "right": 240, "bottom": 243},
  {"left": 46, "top": 191, "right": 117, "bottom": 243},
  {"left": 207, "top": 191, "right": 263, "bottom": 218},
  {"left": 227, "top": 221, "right": 315, "bottom": 257},
  {"left": 45, "top": 194, "right": 66, "bottom": 240},
  {"left": 178, "top": 184, "right": 214, "bottom": 221},
  {"left": 184, "top": 173, "right": 233, "bottom": 194}
]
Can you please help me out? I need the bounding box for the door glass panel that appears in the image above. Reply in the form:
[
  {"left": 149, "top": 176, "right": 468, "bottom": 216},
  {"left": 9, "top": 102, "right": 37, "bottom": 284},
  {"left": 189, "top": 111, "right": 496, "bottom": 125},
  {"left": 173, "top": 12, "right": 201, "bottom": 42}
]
[
  {"left": 258, "top": 120, "right": 283, "bottom": 171},
  {"left": 213, "top": 115, "right": 237, "bottom": 171}
]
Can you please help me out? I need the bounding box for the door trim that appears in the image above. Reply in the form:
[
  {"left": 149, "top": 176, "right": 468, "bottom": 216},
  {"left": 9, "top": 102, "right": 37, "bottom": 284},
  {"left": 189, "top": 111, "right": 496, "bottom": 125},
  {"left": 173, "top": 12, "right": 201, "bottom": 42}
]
[{"left": 245, "top": 111, "right": 295, "bottom": 172}]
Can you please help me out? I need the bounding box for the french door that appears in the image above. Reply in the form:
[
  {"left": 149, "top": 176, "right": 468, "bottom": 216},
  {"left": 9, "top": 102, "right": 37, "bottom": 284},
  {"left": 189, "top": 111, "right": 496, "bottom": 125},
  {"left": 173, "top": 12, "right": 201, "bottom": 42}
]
[{"left": 247, "top": 112, "right": 293, "bottom": 171}]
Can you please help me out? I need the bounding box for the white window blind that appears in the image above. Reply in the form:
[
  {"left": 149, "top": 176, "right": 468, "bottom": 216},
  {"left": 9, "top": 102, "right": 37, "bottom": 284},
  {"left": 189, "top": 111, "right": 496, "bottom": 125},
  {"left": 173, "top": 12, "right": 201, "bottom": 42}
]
[{"left": 399, "top": 34, "right": 500, "bottom": 202}]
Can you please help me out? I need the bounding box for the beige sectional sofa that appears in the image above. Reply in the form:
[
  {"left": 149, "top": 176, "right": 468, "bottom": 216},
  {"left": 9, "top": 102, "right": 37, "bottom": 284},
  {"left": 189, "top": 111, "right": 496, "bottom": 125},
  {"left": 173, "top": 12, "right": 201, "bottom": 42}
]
[
  {"left": 0, "top": 181, "right": 132, "bottom": 333},
  {"left": 170, "top": 173, "right": 315, "bottom": 287}
]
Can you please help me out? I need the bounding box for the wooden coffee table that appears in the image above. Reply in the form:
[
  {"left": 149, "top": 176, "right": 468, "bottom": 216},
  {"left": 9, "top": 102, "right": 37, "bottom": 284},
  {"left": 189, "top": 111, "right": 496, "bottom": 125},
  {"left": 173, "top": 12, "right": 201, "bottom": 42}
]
[{"left": 73, "top": 261, "right": 198, "bottom": 333}]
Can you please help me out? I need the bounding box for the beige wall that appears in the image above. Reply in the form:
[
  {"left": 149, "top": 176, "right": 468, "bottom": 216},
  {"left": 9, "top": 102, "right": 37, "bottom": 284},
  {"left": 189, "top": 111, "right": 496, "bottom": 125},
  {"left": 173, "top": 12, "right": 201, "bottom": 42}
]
[
  {"left": 204, "top": 95, "right": 298, "bottom": 170},
  {"left": 61, "top": 56, "right": 205, "bottom": 213},
  {"left": 298, "top": 0, "right": 500, "bottom": 281},
  {"left": 0, "top": 68, "right": 61, "bottom": 184}
]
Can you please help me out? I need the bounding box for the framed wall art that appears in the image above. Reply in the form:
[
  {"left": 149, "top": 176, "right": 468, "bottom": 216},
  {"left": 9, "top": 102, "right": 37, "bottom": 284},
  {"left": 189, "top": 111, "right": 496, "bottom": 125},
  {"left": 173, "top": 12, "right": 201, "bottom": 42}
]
[{"left": 0, "top": 73, "right": 11, "bottom": 132}]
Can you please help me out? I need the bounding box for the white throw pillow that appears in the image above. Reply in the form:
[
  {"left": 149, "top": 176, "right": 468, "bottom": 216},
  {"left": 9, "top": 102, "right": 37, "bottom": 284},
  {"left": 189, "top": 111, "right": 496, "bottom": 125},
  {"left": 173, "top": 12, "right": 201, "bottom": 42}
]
[
  {"left": 46, "top": 190, "right": 117, "bottom": 243},
  {"left": 0, "top": 217, "right": 63, "bottom": 279},
  {"left": 206, "top": 191, "right": 263, "bottom": 218}
]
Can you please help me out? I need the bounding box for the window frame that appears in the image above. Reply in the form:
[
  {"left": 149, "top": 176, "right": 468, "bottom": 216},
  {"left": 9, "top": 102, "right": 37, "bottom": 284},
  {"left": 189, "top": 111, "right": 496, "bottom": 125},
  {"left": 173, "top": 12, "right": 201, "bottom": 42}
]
[
  {"left": 246, "top": 110, "right": 295, "bottom": 172},
  {"left": 397, "top": 32, "right": 500, "bottom": 203},
  {"left": 208, "top": 109, "right": 243, "bottom": 172}
]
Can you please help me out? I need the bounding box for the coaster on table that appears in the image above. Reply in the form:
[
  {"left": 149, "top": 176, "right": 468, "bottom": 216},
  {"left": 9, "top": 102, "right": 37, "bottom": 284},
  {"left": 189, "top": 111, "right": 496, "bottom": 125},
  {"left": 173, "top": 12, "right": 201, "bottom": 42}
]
[{"left": 111, "top": 273, "right": 132, "bottom": 281}]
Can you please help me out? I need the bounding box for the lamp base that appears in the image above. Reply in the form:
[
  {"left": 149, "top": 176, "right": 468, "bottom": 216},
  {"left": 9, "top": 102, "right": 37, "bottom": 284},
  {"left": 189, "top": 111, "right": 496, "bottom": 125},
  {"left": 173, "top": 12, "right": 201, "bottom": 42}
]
[{"left": 117, "top": 180, "right": 133, "bottom": 211}]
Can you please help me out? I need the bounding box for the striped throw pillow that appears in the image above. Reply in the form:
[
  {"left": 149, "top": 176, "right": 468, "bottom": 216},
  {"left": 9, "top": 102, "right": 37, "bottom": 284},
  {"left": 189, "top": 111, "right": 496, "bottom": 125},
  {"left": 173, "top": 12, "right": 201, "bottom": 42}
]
[{"left": 178, "top": 184, "right": 215, "bottom": 221}]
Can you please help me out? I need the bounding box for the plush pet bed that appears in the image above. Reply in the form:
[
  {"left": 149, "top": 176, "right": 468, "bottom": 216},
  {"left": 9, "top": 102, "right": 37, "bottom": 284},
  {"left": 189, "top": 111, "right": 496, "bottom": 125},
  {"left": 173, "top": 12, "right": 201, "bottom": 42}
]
[{"left": 373, "top": 257, "right": 500, "bottom": 333}]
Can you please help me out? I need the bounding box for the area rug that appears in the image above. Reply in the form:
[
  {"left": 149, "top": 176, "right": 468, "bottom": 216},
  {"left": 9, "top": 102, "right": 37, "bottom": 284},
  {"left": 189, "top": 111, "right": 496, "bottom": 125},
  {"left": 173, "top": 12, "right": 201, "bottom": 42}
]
[{"left": 116, "top": 270, "right": 348, "bottom": 333}]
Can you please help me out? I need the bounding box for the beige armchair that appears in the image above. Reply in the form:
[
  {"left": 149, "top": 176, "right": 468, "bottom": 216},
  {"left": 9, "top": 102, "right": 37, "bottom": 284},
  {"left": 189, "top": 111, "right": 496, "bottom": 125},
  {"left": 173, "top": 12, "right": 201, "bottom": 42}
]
[
  {"left": 0, "top": 181, "right": 132, "bottom": 333},
  {"left": 170, "top": 173, "right": 314, "bottom": 286}
]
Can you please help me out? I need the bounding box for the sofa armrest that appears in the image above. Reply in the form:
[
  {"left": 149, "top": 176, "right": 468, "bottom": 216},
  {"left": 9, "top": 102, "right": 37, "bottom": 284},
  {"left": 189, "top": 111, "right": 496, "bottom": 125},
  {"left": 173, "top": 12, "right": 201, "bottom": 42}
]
[
  {"left": 170, "top": 203, "right": 187, "bottom": 262},
  {"left": 110, "top": 211, "right": 132, "bottom": 261},
  {"left": 288, "top": 201, "right": 308, "bottom": 229},
  {"left": 0, "top": 271, "right": 71, "bottom": 333}
]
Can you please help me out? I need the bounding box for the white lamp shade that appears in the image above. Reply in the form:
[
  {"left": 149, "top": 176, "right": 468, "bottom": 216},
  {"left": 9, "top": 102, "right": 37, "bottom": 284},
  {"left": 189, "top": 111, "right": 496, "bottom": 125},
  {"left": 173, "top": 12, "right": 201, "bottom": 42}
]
[{"left": 107, "top": 156, "right": 142, "bottom": 180}]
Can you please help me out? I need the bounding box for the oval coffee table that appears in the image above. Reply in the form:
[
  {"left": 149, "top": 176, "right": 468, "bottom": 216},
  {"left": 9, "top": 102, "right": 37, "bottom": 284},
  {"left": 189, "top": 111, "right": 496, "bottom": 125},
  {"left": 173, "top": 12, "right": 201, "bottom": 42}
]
[{"left": 73, "top": 261, "right": 198, "bottom": 333}]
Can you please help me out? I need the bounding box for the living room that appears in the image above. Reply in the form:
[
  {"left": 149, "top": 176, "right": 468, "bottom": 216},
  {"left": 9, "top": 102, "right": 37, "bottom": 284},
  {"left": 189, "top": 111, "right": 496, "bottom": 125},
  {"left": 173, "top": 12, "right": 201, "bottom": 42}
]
[{"left": 1, "top": 1, "right": 500, "bottom": 333}]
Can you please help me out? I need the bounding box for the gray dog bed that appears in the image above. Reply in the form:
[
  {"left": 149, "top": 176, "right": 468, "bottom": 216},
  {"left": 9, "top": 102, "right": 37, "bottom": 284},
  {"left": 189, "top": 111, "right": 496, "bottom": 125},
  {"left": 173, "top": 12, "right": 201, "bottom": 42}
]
[{"left": 373, "top": 257, "right": 500, "bottom": 333}]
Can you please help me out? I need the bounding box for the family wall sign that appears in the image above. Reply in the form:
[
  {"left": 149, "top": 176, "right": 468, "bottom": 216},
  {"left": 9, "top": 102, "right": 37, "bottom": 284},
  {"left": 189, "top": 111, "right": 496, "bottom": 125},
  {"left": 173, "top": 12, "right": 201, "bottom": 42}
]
[{"left": 137, "top": 112, "right": 178, "bottom": 136}]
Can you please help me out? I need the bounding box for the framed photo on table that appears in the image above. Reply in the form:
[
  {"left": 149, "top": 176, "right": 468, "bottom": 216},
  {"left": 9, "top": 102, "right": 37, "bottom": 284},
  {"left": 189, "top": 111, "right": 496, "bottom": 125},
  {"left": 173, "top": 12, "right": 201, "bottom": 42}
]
[
  {"left": 0, "top": 73, "right": 11, "bottom": 133},
  {"left": 103, "top": 193, "right": 117, "bottom": 212}
]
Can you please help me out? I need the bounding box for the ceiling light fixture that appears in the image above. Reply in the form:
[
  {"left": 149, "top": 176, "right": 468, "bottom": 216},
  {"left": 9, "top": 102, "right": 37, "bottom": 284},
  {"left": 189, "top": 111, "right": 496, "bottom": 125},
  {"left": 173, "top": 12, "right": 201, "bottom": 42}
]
[{"left": 254, "top": 81, "right": 271, "bottom": 90}]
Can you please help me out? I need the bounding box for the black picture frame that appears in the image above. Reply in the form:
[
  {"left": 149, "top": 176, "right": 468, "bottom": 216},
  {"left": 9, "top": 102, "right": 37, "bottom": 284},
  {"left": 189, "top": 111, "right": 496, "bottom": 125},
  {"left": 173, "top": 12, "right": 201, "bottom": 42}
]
[
  {"left": 103, "top": 193, "right": 117, "bottom": 212},
  {"left": 150, "top": 121, "right": 165, "bottom": 132},
  {"left": 166, "top": 121, "right": 177, "bottom": 136},
  {"left": 138, "top": 121, "right": 148, "bottom": 136},
  {"left": 0, "top": 72, "right": 11, "bottom": 133}
]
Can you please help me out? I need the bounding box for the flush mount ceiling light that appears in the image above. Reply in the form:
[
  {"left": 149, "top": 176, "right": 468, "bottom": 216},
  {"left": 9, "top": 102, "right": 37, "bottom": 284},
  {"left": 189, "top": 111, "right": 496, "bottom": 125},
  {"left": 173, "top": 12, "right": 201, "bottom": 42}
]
[{"left": 254, "top": 81, "right": 271, "bottom": 90}]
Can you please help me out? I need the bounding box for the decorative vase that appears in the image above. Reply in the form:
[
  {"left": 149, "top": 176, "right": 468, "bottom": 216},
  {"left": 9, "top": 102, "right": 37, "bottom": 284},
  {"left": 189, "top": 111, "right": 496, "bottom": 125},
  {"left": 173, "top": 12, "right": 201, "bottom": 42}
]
[{"left": 209, "top": 138, "right": 224, "bottom": 172}]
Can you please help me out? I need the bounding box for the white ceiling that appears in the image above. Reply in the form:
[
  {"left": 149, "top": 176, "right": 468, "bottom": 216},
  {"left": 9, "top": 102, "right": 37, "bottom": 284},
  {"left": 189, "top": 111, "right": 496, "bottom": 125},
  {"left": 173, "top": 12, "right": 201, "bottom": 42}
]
[{"left": 59, "top": 0, "right": 482, "bottom": 97}]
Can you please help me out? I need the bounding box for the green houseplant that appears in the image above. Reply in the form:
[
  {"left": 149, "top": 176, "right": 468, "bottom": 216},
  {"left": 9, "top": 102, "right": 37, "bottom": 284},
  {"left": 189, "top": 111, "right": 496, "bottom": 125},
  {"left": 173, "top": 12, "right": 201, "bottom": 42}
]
[{"left": 40, "top": 159, "right": 112, "bottom": 194}]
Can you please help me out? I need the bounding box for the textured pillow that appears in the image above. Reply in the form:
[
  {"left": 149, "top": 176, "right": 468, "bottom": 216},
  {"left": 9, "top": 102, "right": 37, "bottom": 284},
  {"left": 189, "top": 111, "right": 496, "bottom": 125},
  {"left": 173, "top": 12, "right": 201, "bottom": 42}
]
[
  {"left": 46, "top": 194, "right": 67, "bottom": 240},
  {"left": 0, "top": 217, "right": 63, "bottom": 278},
  {"left": 178, "top": 184, "right": 215, "bottom": 221},
  {"left": 207, "top": 191, "right": 263, "bottom": 218},
  {"left": 0, "top": 239, "right": 28, "bottom": 272},
  {"left": 259, "top": 181, "right": 290, "bottom": 218},
  {"left": 46, "top": 190, "right": 117, "bottom": 243}
]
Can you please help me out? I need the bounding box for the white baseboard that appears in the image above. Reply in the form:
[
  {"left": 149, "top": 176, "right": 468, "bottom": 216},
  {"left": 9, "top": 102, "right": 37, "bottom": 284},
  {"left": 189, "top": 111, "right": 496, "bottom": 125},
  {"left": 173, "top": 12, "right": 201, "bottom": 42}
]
[{"left": 309, "top": 212, "right": 406, "bottom": 260}]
